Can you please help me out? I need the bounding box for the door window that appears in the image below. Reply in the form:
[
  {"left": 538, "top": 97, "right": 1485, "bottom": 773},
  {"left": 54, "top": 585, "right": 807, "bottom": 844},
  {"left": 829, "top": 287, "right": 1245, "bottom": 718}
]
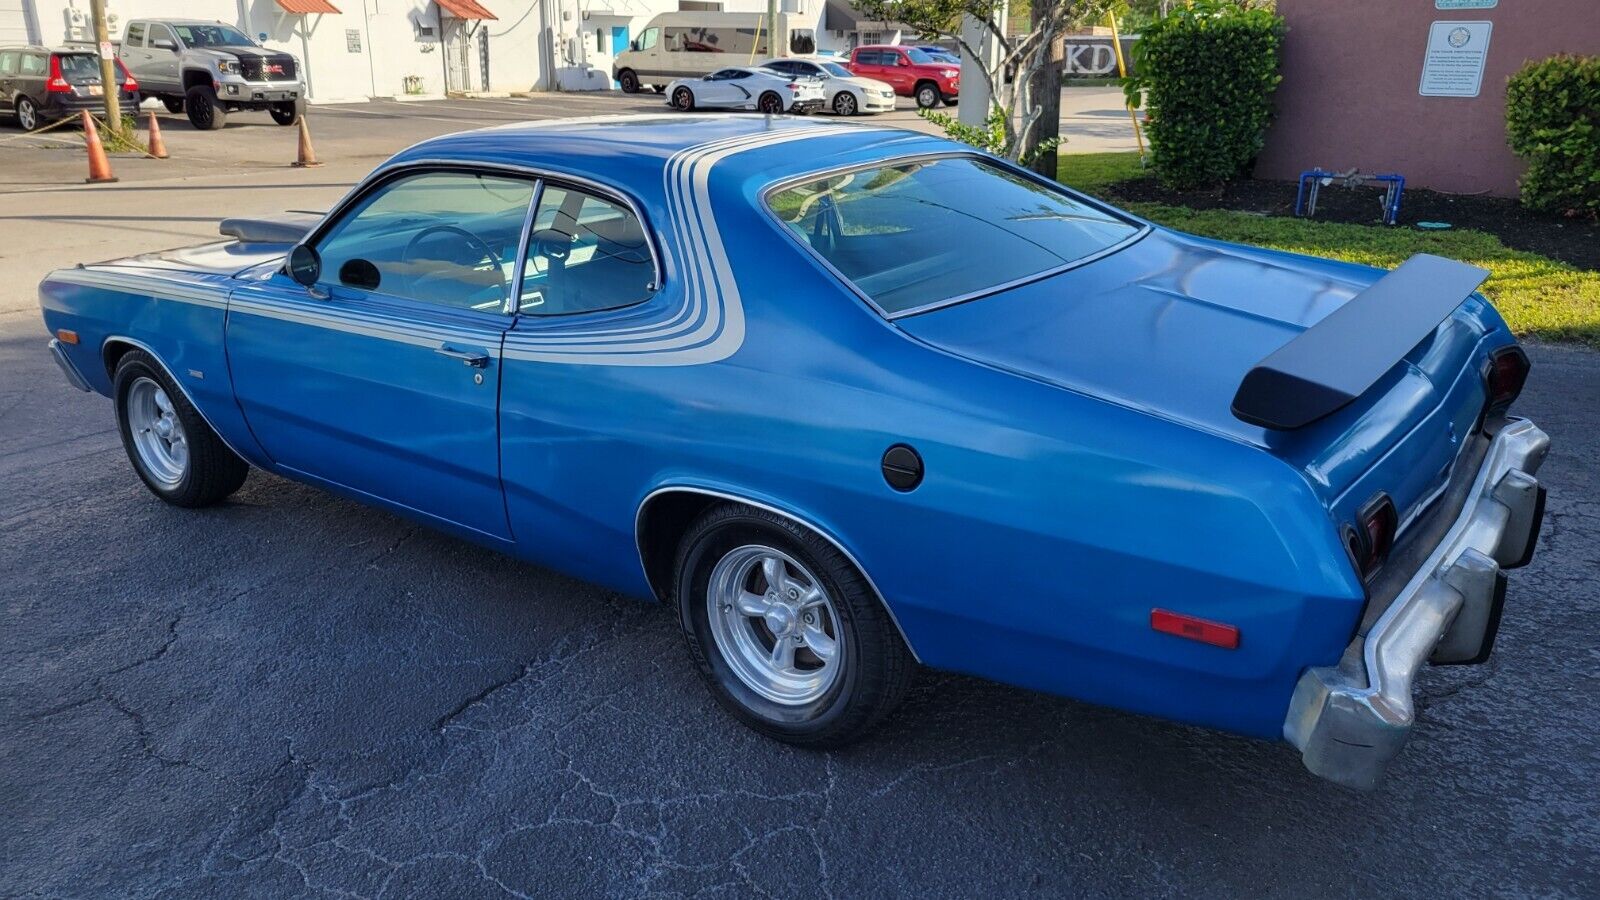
[
  {"left": 520, "top": 185, "right": 655, "bottom": 316},
  {"left": 125, "top": 22, "right": 145, "bottom": 47},
  {"left": 148, "top": 25, "right": 178, "bottom": 49},
  {"left": 639, "top": 27, "right": 659, "bottom": 50},
  {"left": 315, "top": 170, "right": 536, "bottom": 312}
]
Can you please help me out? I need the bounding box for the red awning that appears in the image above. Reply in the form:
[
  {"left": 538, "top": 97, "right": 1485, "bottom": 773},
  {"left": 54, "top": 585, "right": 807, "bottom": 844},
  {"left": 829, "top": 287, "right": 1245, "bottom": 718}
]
[
  {"left": 436, "top": 0, "right": 497, "bottom": 20},
  {"left": 274, "top": 0, "right": 342, "bottom": 13}
]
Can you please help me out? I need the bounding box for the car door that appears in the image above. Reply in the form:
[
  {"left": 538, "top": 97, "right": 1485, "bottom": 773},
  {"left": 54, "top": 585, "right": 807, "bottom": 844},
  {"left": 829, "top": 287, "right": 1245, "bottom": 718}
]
[
  {"left": 226, "top": 168, "right": 536, "bottom": 542},
  {"left": 119, "top": 22, "right": 147, "bottom": 81},
  {"left": 884, "top": 49, "right": 913, "bottom": 92},
  {"left": 145, "top": 24, "right": 180, "bottom": 91},
  {"left": 699, "top": 69, "right": 747, "bottom": 107}
]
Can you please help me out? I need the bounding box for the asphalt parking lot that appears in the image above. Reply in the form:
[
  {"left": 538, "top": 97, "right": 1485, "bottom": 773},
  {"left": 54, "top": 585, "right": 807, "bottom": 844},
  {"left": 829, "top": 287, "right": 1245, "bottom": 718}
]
[{"left": 2, "top": 94, "right": 1598, "bottom": 899}]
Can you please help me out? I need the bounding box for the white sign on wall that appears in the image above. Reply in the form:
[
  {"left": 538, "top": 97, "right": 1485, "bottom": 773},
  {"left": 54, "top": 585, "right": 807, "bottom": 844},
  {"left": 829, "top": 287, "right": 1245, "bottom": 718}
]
[
  {"left": 1419, "top": 20, "right": 1492, "bottom": 97},
  {"left": 1436, "top": 0, "right": 1497, "bottom": 9}
]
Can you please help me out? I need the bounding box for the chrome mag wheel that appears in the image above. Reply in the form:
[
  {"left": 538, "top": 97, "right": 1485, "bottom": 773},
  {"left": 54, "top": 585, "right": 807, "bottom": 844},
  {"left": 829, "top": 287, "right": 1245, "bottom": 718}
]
[
  {"left": 706, "top": 545, "right": 843, "bottom": 705},
  {"left": 126, "top": 376, "right": 188, "bottom": 487}
]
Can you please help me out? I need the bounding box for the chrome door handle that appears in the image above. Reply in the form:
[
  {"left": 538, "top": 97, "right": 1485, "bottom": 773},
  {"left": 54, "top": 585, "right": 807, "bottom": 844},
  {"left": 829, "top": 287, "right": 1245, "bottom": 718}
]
[{"left": 435, "top": 344, "right": 490, "bottom": 368}]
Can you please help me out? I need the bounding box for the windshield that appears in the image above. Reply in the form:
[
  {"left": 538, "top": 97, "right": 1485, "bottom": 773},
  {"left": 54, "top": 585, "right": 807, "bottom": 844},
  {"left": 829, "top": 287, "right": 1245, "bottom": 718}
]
[
  {"left": 768, "top": 156, "right": 1140, "bottom": 315},
  {"left": 904, "top": 48, "right": 936, "bottom": 64},
  {"left": 821, "top": 61, "right": 851, "bottom": 77},
  {"left": 173, "top": 24, "right": 256, "bottom": 48}
]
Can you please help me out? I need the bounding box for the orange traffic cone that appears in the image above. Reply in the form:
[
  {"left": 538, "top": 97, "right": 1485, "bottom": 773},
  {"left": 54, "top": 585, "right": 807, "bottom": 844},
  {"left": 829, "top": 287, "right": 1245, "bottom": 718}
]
[
  {"left": 81, "top": 110, "right": 117, "bottom": 184},
  {"left": 290, "top": 115, "right": 321, "bottom": 168},
  {"left": 145, "top": 111, "right": 168, "bottom": 159}
]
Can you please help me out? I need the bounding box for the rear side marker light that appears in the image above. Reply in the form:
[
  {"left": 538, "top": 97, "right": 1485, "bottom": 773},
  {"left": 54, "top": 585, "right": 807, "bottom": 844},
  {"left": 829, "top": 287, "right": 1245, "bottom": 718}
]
[
  {"left": 1151, "top": 609, "right": 1240, "bottom": 649},
  {"left": 1345, "top": 493, "right": 1398, "bottom": 581}
]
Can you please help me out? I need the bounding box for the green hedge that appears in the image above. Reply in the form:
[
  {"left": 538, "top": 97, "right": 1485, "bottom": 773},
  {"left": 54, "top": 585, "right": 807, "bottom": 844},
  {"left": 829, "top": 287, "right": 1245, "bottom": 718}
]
[
  {"left": 1507, "top": 55, "right": 1600, "bottom": 218},
  {"left": 1124, "top": 1, "right": 1284, "bottom": 190}
]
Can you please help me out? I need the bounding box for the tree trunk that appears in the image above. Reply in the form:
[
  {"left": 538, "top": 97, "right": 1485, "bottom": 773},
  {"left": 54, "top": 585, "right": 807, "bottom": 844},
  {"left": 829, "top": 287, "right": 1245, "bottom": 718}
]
[{"left": 1023, "top": 6, "right": 1064, "bottom": 177}]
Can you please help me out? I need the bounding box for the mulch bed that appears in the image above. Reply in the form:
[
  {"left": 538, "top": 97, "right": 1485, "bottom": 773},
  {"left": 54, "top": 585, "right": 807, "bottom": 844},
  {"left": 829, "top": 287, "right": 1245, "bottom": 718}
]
[{"left": 1105, "top": 175, "right": 1600, "bottom": 272}]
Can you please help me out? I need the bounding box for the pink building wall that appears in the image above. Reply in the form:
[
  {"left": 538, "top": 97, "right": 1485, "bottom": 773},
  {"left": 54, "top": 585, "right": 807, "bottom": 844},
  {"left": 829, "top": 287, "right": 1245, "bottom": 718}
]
[{"left": 1255, "top": 0, "right": 1600, "bottom": 197}]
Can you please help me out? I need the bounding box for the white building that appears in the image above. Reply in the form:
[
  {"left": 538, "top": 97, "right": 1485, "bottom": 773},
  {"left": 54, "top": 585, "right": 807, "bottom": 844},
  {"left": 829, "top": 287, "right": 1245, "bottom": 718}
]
[{"left": 1, "top": 0, "right": 878, "bottom": 101}]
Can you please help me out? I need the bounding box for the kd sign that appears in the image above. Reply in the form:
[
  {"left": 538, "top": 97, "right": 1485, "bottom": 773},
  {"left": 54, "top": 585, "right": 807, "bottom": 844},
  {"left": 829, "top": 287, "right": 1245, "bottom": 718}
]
[{"left": 1062, "top": 39, "right": 1132, "bottom": 76}]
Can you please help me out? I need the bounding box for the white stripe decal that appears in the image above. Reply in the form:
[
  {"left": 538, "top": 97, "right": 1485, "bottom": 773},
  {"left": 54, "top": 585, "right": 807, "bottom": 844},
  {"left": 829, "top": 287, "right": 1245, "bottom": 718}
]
[
  {"left": 502, "top": 125, "right": 850, "bottom": 365},
  {"left": 47, "top": 268, "right": 228, "bottom": 308}
]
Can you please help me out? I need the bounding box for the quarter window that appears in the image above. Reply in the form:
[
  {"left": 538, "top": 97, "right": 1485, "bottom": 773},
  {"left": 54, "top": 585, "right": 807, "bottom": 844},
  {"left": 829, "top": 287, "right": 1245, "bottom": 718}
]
[
  {"left": 315, "top": 170, "right": 536, "bottom": 312},
  {"left": 520, "top": 185, "right": 655, "bottom": 316},
  {"left": 19, "top": 53, "right": 46, "bottom": 76}
]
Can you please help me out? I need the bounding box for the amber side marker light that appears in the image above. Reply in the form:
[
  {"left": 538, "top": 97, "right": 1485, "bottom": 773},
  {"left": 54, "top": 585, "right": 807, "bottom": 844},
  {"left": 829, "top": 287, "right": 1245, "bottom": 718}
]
[
  {"left": 55, "top": 329, "right": 79, "bottom": 345},
  {"left": 1151, "top": 609, "right": 1240, "bottom": 649}
]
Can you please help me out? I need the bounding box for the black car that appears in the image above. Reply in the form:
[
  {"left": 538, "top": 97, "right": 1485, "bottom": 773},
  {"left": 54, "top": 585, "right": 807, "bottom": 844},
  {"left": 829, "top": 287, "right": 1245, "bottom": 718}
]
[{"left": 0, "top": 46, "right": 139, "bottom": 131}]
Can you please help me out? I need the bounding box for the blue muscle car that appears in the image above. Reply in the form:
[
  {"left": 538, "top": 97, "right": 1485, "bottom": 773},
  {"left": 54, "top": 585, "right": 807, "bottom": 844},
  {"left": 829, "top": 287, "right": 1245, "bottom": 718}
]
[{"left": 39, "top": 116, "right": 1549, "bottom": 790}]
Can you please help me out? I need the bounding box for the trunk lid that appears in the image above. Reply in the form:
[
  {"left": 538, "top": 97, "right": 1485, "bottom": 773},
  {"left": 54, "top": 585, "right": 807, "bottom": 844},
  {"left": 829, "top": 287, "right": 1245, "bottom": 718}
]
[{"left": 896, "top": 228, "right": 1495, "bottom": 525}]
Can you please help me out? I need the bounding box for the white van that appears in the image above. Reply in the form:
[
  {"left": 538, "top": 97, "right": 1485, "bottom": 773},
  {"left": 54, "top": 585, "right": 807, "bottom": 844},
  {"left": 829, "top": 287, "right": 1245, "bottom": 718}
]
[{"left": 612, "top": 12, "right": 818, "bottom": 94}]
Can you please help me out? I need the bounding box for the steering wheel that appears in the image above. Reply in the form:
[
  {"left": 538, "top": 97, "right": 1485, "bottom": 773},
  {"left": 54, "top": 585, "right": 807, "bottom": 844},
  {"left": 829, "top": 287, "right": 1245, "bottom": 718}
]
[
  {"left": 401, "top": 223, "right": 503, "bottom": 273},
  {"left": 400, "top": 224, "right": 505, "bottom": 306}
]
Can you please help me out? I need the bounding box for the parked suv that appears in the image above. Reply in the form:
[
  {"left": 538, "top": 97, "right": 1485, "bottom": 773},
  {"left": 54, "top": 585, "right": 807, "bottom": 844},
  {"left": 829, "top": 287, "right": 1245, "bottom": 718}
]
[
  {"left": 0, "top": 45, "right": 139, "bottom": 131},
  {"left": 847, "top": 45, "right": 958, "bottom": 109},
  {"left": 118, "top": 19, "right": 305, "bottom": 130}
]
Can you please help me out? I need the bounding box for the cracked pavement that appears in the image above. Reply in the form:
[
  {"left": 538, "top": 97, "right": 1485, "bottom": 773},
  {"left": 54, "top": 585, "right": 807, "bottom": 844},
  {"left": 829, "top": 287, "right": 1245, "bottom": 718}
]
[{"left": 3, "top": 98, "right": 1599, "bottom": 898}]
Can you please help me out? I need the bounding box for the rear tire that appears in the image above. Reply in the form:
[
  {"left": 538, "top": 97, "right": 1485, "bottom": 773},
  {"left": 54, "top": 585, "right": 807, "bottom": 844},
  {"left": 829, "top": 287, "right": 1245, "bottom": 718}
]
[
  {"left": 671, "top": 86, "right": 694, "bottom": 111},
  {"left": 185, "top": 85, "right": 225, "bottom": 130},
  {"left": 758, "top": 91, "right": 784, "bottom": 114},
  {"left": 618, "top": 69, "right": 640, "bottom": 93},
  {"left": 268, "top": 99, "right": 303, "bottom": 125},
  {"left": 14, "top": 96, "right": 38, "bottom": 131},
  {"left": 162, "top": 96, "right": 184, "bottom": 114},
  {"left": 674, "top": 502, "right": 915, "bottom": 747},
  {"left": 113, "top": 350, "right": 248, "bottom": 508},
  {"left": 915, "top": 82, "right": 940, "bottom": 109}
]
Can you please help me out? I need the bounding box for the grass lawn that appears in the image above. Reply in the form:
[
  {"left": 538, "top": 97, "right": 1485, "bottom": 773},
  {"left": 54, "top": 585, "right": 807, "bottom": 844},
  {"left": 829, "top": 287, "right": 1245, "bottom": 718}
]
[{"left": 1057, "top": 152, "right": 1600, "bottom": 346}]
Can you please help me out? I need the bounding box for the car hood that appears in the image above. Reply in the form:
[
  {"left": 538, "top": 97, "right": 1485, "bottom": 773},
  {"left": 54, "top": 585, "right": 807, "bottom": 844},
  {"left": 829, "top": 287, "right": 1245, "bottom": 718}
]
[
  {"left": 191, "top": 46, "right": 288, "bottom": 62},
  {"left": 895, "top": 227, "right": 1384, "bottom": 446},
  {"left": 839, "top": 75, "right": 892, "bottom": 91},
  {"left": 87, "top": 239, "right": 288, "bottom": 280}
]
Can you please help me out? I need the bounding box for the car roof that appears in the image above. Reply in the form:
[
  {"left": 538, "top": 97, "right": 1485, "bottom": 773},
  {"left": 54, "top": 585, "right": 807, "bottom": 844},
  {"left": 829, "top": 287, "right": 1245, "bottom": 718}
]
[
  {"left": 387, "top": 115, "right": 954, "bottom": 206},
  {"left": 1, "top": 45, "right": 90, "bottom": 53},
  {"left": 133, "top": 18, "right": 228, "bottom": 25}
]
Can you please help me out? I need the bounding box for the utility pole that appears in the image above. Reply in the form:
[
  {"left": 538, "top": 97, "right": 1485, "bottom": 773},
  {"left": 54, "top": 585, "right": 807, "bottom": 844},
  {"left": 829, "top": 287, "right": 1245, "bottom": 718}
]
[
  {"left": 767, "top": 0, "right": 779, "bottom": 58},
  {"left": 89, "top": 0, "right": 123, "bottom": 137}
]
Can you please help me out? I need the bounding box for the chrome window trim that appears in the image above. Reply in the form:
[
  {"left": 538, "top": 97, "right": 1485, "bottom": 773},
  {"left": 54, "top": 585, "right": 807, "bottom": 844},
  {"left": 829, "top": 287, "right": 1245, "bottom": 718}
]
[
  {"left": 758, "top": 150, "right": 1151, "bottom": 321},
  {"left": 100, "top": 335, "right": 252, "bottom": 463},
  {"left": 504, "top": 178, "right": 546, "bottom": 316},
  {"left": 634, "top": 486, "right": 922, "bottom": 663},
  {"left": 293, "top": 160, "right": 667, "bottom": 309}
]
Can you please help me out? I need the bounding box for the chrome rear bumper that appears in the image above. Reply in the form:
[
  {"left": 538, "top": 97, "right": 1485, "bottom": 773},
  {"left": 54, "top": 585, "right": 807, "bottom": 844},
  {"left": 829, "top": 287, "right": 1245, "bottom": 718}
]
[{"left": 1284, "top": 418, "right": 1549, "bottom": 791}]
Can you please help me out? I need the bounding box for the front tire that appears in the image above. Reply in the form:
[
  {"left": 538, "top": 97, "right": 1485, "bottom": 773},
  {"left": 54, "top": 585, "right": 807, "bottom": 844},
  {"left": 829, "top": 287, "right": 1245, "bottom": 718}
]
[
  {"left": 185, "top": 85, "right": 226, "bottom": 130},
  {"left": 113, "top": 350, "right": 248, "bottom": 507},
  {"left": 674, "top": 503, "right": 915, "bottom": 747},
  {"left": 268, "top": 99, "right": 303, "bottom": 125},
  {"left": 671, "top": 86, "right": 694, "bottom": 111},
  {"left": 618, "top": 69, "right": 640, "bottom": 93},
  {"left": 831, "top": 91, "right": 858, "bottom": 116},
  {"left": 162, "top": 96, "right": 185, "bottom": 114},
  {"left": 915, "top": 82, "right": 941, "bottom": 109},
  {"left": 758, "top": 91, "right": 784, "bottom": 115}
]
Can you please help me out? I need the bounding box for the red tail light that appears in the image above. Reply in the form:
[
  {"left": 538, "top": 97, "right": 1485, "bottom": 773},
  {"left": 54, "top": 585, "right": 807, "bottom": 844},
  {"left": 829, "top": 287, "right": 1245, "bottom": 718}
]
[
  {"left": 786, "top": 83, "right": 800, "bottom": 90},
  {"left": 116, "top": 58, "right": 139, "bottom": 92},
  {"left": 1345, "top": 493, "right": 1397, "bottom": 581},
  {"left": 46, "top": 55, "right": 70, "bottom": 92},
  {"left": 1484, "top": 345, "right": 1530, "bottom": 417}
]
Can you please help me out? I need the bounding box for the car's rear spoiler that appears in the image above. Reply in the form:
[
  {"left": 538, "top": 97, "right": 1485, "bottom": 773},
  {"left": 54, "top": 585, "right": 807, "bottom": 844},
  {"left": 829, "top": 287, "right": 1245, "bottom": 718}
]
[
  {"left": 218, "top": 211, "right": 323, "bottom": 244},
  {"left": 1231, "top": 254, "right": 1490, "bottom": 430}
]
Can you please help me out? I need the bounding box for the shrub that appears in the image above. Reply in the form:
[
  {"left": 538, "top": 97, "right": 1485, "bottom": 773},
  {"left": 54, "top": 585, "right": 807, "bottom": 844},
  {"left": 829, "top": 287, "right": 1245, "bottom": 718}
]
[
  {"left": 1506, "top": 55, "right": 1600, "bottom": 218},
  {"left": 1123, "top": 0, "right": 1284, "bottom": 190}
]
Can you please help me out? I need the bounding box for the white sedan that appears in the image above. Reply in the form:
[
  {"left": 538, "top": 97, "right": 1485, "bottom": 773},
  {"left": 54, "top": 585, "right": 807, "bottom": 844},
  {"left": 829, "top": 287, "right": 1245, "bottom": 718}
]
[
  {"left": 666, "top": 67, "right": 826, "bottom": 115},
  {"left": 762, "top": 57, "right": 897, "bottom": 116}
]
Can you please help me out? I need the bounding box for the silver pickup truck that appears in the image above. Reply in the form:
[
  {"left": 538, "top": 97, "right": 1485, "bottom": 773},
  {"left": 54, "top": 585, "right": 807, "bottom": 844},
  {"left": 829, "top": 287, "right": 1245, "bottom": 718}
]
[{"left": 118, "top": 19, "right": 306, "bottom": 130}]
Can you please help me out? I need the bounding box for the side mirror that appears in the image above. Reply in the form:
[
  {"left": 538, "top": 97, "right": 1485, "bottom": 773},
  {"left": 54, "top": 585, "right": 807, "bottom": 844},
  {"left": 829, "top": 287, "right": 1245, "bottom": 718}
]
[
  {"left": 629, "top": 39, "right": 639, "bottom": 52},
  {"left": 286, "top": 244, "right": 321, "bottom": 287},
  {"left": 152, "top": 38, "right": 177, "bottom": 52},
  {"left": 897, "top": 57, "right": 910, "bottom": 67}
]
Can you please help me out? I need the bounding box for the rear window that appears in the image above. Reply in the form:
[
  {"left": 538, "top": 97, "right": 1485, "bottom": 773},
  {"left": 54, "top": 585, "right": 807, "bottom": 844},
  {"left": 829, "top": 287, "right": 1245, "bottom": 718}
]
[
  {"left": 55, "top": 54, "right": 99, "bottom": 77},
  {"left": 768, "top": 156, "right": 1140, "bottom": 316}
]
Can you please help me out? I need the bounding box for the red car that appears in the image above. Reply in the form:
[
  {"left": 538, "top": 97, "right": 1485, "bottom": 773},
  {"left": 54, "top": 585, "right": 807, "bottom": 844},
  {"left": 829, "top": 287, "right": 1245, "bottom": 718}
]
[{"left": 846, "top": 45, "right": 959, "bottom": 109}]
